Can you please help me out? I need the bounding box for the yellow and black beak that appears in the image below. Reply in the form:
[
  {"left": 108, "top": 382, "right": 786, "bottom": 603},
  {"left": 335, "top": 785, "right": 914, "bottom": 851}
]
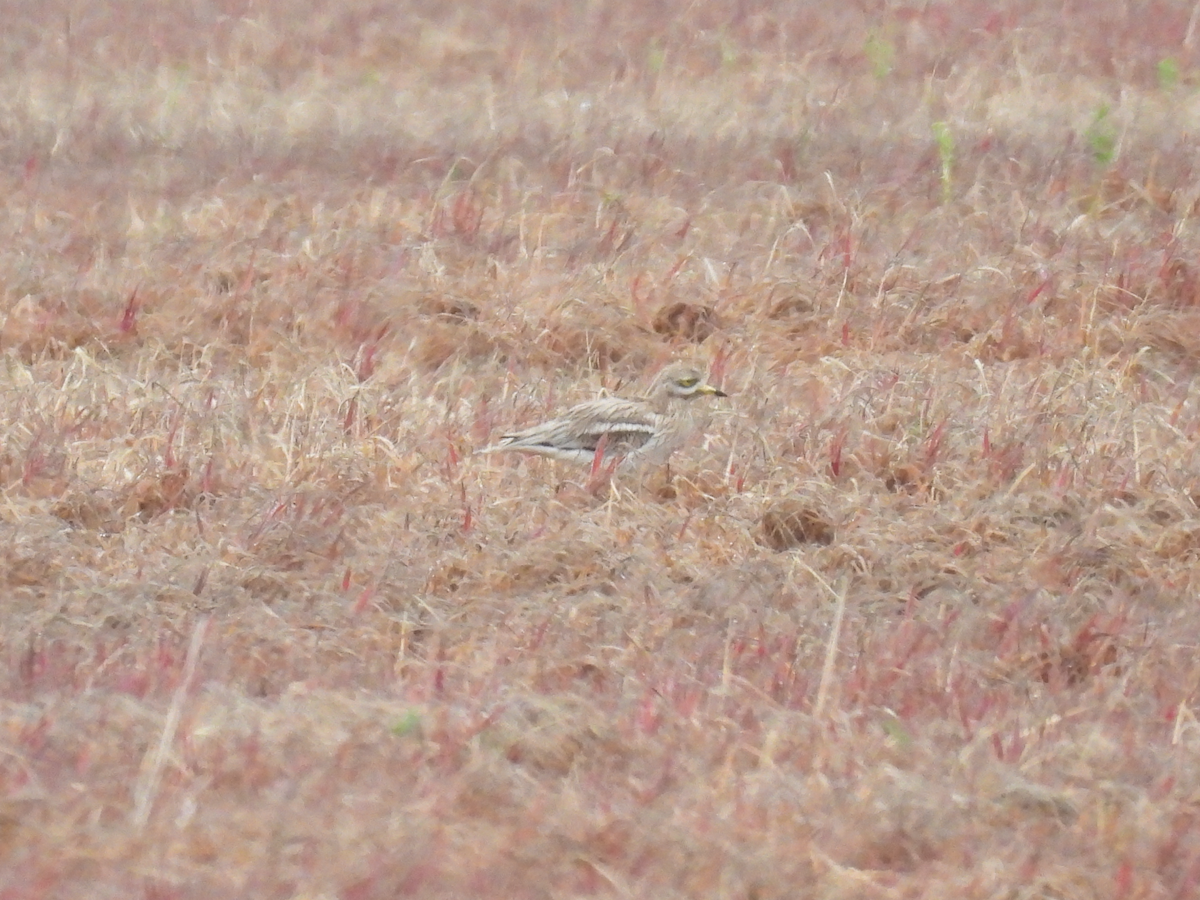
[{"left": 700, "top": 384, "right": 728, "bottom": 398}]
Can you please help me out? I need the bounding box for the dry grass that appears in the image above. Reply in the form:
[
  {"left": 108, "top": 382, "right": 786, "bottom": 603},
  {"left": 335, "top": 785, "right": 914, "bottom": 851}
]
[{"left": 3, "top": 0, "right": 1200, "bottom": 896}]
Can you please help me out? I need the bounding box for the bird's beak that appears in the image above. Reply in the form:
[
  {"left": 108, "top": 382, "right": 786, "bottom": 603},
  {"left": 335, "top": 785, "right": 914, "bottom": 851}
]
[{"left": 700, "top": 385, "right": 728, "bottom": 397}]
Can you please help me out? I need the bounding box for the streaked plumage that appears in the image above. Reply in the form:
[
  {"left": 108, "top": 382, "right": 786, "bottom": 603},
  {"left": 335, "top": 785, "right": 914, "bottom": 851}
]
[{"left": 480, "top": 362, "right": 728, "bottom": 468}]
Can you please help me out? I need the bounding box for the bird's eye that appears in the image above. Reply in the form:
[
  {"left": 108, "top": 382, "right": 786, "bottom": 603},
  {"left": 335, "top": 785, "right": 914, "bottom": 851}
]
[{"left": 676, "top": 377, "right": 698, "bottom": 388}]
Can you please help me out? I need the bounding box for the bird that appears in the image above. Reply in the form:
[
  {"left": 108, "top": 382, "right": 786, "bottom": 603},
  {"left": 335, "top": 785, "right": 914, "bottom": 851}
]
[{"left": 479, "top": 362, "right": 728, "bottom": 469}]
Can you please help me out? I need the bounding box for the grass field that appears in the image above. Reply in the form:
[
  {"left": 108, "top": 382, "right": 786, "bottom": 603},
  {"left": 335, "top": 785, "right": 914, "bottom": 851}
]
[{"left": 4, "top": 1, "right": 1200, "bottom": 896}]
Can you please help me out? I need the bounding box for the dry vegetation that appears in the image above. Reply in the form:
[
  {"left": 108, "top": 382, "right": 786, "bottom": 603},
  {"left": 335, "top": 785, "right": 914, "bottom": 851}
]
[{"left": 4, "top": 0, "right": 1200, "bottom": 896}]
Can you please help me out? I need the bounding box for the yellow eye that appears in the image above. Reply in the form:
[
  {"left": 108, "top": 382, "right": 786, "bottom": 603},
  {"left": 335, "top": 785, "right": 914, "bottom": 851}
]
[{"left": 676, "top": 377, "right": 698, "bottom": 388}]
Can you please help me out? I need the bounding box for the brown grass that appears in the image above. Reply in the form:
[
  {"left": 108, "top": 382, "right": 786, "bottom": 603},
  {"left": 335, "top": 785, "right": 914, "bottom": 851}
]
[{"left": 3, "top": 0, "right": 1200, "bottom": 896}]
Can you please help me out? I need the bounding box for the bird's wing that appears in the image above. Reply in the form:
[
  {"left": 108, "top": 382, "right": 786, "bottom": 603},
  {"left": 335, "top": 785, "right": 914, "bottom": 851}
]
[{"left": 498, "top": 398, "right": 662, "bottom": 454}]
